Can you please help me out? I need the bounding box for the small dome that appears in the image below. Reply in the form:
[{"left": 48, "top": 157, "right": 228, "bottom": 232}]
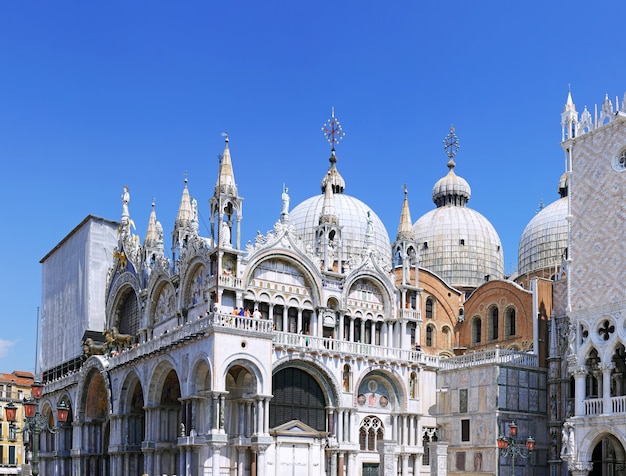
[
  {"left": 290, "top": 193, "right": 392, "bottom": 268},
  {"left": 518, "top": 196, "right": 568, "bottom": 277},
  {"left": 432, "top": 168, "right": 471, "bottom": 206}
]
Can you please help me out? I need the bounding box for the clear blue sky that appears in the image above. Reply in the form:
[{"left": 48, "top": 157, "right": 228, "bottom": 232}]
[{"left": 1, "top": 1, "right": 625, "bottom": 373}]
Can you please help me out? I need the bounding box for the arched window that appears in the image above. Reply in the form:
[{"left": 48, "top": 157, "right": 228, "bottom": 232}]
[
  {"left": 472, "top": 318, "right": 482, "bottom": 344},
  {"left": 585, "top": 349, "right": 600, "bottom": 398},
  {"left": 491, "top": 307, "right": 499, "bottom": 340},
  {"left": 506, "top": 308, "right": 516, "bottom": 336},
  {"left": 426, "top": 325, "right": 434, "bottom": 347},
  {"left": 343, "top": 364, "right": 352, "bottom": 392},
  {"left": 425, "top": 298, "right": 434, "bottom": 319},
  {"left": 359, "top": 416, "right": 384, "bottom": 451},
  {"left": 117, "top": 289, "right": 140, "bottom": 337},
  {"left": 409, "top": 372, "right": 418, "bottom": 399}
]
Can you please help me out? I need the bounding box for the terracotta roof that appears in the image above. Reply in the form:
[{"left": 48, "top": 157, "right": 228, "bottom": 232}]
[{"left": 0, "top": 370, "right": 34, "bottom": 386}]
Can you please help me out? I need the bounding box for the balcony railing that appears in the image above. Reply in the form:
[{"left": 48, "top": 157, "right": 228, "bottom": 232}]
[
  {"left": 584, "top": 398, "right": 603, "bottom": 415},
  {"left": 273, "top": 332, "right": 440, "bottom": 367},
  {"left": 110, "top": 312, "right": 274, "bottom": 366},
  {"left": 582, "top": 396, "right": 626, "bottom": 416},
  {"left": 44, "top": 312, "right": 544, "bottom": 392},
  {"left": 438, "top": 348, "right": 538, "bottom": 370}
]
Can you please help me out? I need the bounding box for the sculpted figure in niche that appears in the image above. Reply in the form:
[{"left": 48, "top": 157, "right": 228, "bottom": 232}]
[
  {"left": 561, "top": 426, "right": 568, "bottom": 455},
  {"left": 568, "top": 321, "right": 576, "bottom": 355},
  {"left": 220, "top": 221, "right": 231, "bottom": 247}
]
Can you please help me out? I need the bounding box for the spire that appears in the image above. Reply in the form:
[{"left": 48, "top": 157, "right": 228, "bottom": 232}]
[
  {"left": 145, "top": 199, "right": 159, "bottom": 246},
  {"left": 564, "top": 86, "right": 575, "bottom": 112},
  {"left": 215, "top": 133, "right": 238, "bottom": 197},
  {"left": 175, "top": 176, "right": 193, "bottom": 229},
  {"left": 144, "top": 198, "right": 165, "bottom": 270},
  {"left": 599, "top": 93, "right": 614, "bottom": 124},
  {"left": 319, "top": 173, "right": 338, "bottom": 225},
  {"left": 396, "top": 185, "right": 413, "bottom": 240},
  {"left": 561, "top": 86, "right": 578, "bottom": 141}
]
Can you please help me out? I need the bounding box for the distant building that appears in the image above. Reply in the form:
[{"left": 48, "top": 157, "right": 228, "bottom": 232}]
[
  {"left": 0, "top": 370, "right": 34, "bottom": 475},
  {"left": 35, "top": 91, "right": 625, "bottom": 476}
]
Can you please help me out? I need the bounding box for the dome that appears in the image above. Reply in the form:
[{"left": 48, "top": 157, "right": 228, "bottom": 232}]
[
  {"left": 517, "top": 177, "right": 569, "bottom": 276},
  {"left": 432, "top": 169, "right": 471, "bottom": 205},
  {"left": 413, "top": 206, "right": 504, "bottom": 289},
  {"left": 412, "top": 143, "right": 504, "bottom": 289},
  {"left": 290, "top": 193, "right": 392, "bottom": 268}
]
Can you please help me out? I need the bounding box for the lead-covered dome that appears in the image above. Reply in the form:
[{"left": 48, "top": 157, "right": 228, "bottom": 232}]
[
  {"left": 413, "top": 151, "right": 504, "bottom": 290},
  {"left": 289, "top": 150, "right": 392, "bottom": 268},
  {"left": 518, "top": 174, "right": 569, "bottom": 276}
]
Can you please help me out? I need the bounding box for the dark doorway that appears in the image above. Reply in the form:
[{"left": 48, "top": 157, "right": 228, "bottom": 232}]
[
  {"left": 362, "top": 463, "right": 379, "bottom": 476},
  {"left": 590, "top": 435, "right": 626, "bottom": 476}
]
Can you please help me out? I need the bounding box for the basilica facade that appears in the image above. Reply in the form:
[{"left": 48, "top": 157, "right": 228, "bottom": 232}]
[{"left": 33, "top": 90, "right": 626, "bottom": 476}]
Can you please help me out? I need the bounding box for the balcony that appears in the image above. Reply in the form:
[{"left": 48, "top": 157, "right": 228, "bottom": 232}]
[
  {"left": 438, "top": 348, "right": 539, "bottom": 370},
  {"left": 207, "top": 274, "right": 243, "bottom": 290},
  {"left": 273, "top": 331, "right": 440, "bottom": 368},
  {"left": 583, "top": 396, "right": 626, "bottom": 416}
]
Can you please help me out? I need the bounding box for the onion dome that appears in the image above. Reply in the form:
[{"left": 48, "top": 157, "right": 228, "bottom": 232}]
[
  {"left": 412, "top": 127, "right": 504, "bottom": 290},
  {"left": 517, "top": 174, "right": 569, "bottom": 276}
]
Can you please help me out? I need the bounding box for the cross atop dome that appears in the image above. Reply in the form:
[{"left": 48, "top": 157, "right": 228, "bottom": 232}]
[
  {"left": 443, "top": 125, "right": 460, "bottom": 168},
  {"left": 321, "top": 107, "right": 346, "bottom": 151}
]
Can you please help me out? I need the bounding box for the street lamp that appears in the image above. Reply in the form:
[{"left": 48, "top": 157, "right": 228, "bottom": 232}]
[
  {"left": 498, "top": 421, "right": 535, "bottom": 475},
  {"left": 5, "top": 381, "right": 69, "bottom": 476}
]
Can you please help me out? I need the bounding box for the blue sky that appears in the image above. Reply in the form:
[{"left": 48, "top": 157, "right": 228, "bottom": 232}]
[{"left": 1, "top": 1, "right": 625, "bottom": 373}]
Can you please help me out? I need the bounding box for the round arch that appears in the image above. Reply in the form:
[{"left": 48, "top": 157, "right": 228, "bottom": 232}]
[
  {"left": 106, "top": 270, "right": 142, "bottom": 331},
  {"left": 353, "top": 367, "right": 408, "bottom": 413},
  {"left": 578, "top": 427, "right": 626, "bottom": 473},
  {"left": 244, "top": 250, "right": 323, "bottom": 306}
]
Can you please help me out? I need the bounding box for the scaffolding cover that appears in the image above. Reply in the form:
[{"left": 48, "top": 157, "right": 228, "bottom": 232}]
[{"left": 40, "top": 216, "right": 119, "bottom": 372}]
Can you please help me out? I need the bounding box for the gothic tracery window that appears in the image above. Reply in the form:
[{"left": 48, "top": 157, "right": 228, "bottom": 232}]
[{"left": 359, "top": 416, "right": 384, "bottom": 451}]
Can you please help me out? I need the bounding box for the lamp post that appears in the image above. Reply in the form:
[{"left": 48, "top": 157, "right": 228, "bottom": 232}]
[
  {"left": 498, "top": 421, "right": 535, "bottom": 475},
  {"left": 5, "top": 381, "right": 69, "bottom": 476}
]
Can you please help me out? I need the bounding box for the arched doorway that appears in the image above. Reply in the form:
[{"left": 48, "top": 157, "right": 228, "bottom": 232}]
[
  {"left": 121, "top": 376, "right": 145, "bottom": 475},
  {"left": 271, "top": 367, "right": 326, "bottom": 431},
  {"left": 82, "top": 370, "right": 111, "bottom": 475},
  {"left": 157, "top": 369, "right": 181, "bottom": 475},
  {"left": 590, "top": 434, "right": 626, "bottom": 475}
]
